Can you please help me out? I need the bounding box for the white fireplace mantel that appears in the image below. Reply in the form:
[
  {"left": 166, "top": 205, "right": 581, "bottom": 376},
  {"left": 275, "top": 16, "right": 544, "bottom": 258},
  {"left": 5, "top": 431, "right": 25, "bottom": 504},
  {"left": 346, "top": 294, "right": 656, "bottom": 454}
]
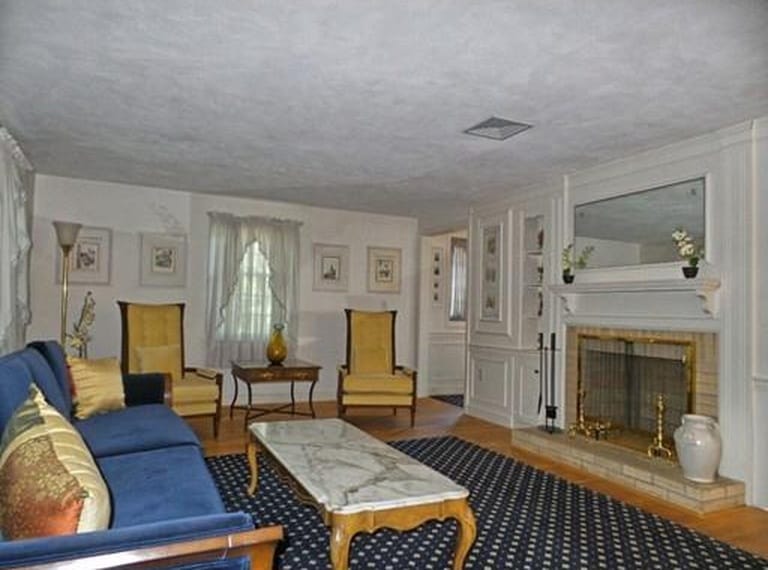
[{"left": 549, "top": 277, "right": 721, "bottom": 317}]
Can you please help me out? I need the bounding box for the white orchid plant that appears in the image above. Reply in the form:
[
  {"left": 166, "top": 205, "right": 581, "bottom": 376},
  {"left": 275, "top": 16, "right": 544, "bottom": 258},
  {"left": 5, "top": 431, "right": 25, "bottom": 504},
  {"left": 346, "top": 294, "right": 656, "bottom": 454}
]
[
  {"left": 562, "top": 243, "right": 595, "bottom": 273},
  {"left": 66, "top": 291, "right": 95, "bottom": 357},
  {"left": 672, "top": 228, "right": 703, "bottom": 267}
]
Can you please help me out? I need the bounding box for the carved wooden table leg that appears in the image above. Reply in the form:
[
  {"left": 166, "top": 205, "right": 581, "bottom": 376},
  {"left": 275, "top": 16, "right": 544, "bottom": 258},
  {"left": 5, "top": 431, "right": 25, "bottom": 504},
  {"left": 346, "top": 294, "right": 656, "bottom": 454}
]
[
  {"left": 329, "top": 515, "right": 356, "bottom": 570},
  {"left": 452, "top": 498, "right": 477, "bottom": 570},
  {"left": 247, "top": 439, "right": 260, "bottom": 496}
]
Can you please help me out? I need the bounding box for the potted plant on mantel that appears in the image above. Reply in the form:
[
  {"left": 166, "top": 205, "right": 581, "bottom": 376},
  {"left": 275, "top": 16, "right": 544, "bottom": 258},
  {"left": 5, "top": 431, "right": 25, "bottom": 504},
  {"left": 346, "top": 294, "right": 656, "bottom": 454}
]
[
  {"left": 672, "top": 227, "right": 704, "bottom": 278},
  {"left": 561, "top": 243, "right": 595, "bottom": 283}
]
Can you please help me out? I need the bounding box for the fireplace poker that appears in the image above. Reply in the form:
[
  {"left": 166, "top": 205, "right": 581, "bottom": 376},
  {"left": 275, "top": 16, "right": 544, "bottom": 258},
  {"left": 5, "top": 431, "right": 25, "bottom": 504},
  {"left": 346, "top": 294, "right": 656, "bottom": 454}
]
[{"left": 537, "top": 332, "right": 544, "bottom": 415}]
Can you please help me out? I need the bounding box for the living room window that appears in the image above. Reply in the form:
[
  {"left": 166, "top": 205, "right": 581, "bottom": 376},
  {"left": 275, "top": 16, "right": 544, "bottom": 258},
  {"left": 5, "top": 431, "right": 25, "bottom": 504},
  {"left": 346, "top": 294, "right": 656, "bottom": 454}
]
[
  {"left": 217, "top": 241, "right": 273, "bottom": 341},
  {"left": 205, "top": 212, "right": 301, "bottom": 367}
]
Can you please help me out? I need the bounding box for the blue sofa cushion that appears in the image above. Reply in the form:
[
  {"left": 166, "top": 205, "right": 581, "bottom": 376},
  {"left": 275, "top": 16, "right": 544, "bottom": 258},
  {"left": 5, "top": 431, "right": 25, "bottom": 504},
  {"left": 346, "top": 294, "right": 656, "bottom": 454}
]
[
  {"left": 98, "top": 445, "right": 225, "bottom": 527},
  {"left": 27, "top": 340, "right": 73, "bottom": 415},
  {"left": 77, "top": 404, "right": 200, "bottom": 458},
  {"left": 0, "top": 357, "right": 34, "bottom": 430},
  {"left": 0, "top": 513, "right": 253, "bottom": 568},
  {"left": 14, "top": 349, "right": 70, "bottom": 418}
]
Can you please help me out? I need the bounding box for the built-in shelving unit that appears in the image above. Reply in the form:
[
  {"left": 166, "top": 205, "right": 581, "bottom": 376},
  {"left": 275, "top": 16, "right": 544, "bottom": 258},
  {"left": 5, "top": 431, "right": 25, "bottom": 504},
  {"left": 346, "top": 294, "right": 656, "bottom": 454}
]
[{"left": 521, "top": 215, "right": 545, "bottom": 348}]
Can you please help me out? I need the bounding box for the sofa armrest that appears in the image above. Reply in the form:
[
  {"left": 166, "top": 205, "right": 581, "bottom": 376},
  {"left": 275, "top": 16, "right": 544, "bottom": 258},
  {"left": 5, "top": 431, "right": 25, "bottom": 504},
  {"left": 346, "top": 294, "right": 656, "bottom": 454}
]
[
  {"left": 17, "top": 525, "right": 284, "bottom": 570},
  {"left": 122, "top": 372, "right": 173, "bottom": 407},
  {"left": 0, "top": 513, "right": 279, "bottom": 569}
]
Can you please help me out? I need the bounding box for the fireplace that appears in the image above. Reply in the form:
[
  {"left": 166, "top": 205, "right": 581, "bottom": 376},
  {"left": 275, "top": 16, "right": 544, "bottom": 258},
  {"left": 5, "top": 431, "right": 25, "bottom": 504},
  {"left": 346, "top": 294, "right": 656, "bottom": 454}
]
[
  {"left": 574, "top": 334, "right": 693, "bottom": 454},
  {"left": 511, "top": 325, "right": 743, "bottom": 513},
  {"left": 565, "top": 326, "right": 718, "bottom": 458}
]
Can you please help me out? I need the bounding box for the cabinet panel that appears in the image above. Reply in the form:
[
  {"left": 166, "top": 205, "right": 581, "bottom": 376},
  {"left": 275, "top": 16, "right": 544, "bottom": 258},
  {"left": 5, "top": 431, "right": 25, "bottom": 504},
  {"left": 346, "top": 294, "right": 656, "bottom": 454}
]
[
  {"left": 466, "top": 348, "right": 514, "bottom": 427},
  {"left": 514, "top": 351, "right": 542, "bottom": 427}
]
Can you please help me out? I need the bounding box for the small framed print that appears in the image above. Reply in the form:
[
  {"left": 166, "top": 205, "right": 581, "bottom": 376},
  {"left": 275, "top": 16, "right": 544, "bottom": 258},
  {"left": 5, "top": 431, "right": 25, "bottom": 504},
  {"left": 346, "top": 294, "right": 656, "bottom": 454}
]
[
  {"left": 367, "top": 246, "right": 401, "bottom": 293},
  {"left": 140, "top": 233, "right": 187, "bottom": 287},
  {"left": 480, "top": 224, "right": 501, "bottom": 320},
  {"left": 56, "top": 226, "right": 111, "bottom": 285},
  {"left": 431, "top": 246, "right": 444, "bottom": 306},
  {"left": 313, "top": 243, "right": 349, "bottom": 291}
]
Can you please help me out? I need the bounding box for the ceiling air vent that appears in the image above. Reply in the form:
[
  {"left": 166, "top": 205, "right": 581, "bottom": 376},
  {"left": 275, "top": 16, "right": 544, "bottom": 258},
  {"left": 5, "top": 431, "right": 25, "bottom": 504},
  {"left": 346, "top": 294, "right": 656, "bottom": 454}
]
[{"left": 463, "top": 116, "right": 532, "bottom": 141}]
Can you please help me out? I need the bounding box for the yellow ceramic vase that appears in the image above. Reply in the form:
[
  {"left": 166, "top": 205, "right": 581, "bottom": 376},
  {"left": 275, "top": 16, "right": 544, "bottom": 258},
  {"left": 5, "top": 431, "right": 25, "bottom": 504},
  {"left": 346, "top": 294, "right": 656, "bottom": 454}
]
[{"left": 266, "top": 323, "right": 287, "bottom": 365}]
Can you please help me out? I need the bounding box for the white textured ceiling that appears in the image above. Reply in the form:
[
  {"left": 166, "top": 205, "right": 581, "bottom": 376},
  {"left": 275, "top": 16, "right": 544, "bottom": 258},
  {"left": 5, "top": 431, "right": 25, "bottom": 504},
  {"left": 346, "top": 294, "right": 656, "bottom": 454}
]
[{"left": 1, "top": 1, "right": 767, "bottom": 232}]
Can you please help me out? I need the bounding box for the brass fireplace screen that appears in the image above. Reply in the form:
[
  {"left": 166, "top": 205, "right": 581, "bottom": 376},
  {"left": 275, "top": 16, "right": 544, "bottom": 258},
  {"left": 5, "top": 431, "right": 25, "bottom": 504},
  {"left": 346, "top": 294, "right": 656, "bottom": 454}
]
[{"left": 574, "top": 334, "right": 695, "bottom": 454}]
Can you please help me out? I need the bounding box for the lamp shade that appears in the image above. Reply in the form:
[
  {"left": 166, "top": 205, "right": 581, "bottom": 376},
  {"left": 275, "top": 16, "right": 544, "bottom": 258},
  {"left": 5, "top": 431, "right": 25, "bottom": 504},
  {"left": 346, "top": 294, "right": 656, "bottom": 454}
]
[{"left": 53, "top": 221, "right": 82, "bottom": 248}]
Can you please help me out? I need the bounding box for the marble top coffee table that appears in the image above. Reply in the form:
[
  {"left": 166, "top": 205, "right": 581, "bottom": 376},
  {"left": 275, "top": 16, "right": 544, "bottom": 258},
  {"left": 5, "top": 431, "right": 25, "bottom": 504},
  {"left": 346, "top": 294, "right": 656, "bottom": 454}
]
[{"left": 246, "top": 418, "right": 476, "bottom": 569}]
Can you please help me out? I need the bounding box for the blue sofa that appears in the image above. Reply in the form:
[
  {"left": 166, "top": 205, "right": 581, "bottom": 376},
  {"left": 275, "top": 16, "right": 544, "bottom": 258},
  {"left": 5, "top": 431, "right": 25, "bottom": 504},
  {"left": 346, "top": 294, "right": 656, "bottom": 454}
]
[{"left": 0, "top": 341, "right": 281, "bottom": 569}]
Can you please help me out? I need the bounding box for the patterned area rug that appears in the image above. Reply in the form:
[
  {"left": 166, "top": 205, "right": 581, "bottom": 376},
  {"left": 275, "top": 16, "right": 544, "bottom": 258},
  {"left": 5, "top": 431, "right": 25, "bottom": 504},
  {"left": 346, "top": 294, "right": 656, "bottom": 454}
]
[
  {"left": 206, "top": 436, "right": 767, "bottom": 569},
  {"left": 430, "top": 394, "right": 464, "bottom": 408}
]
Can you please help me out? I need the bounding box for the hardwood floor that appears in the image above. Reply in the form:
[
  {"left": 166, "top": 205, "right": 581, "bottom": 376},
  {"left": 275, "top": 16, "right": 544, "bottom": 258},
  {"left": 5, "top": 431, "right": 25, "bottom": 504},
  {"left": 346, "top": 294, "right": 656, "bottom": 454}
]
[{"left": 190, "top": 397, "right": 768, "bottom": 559}]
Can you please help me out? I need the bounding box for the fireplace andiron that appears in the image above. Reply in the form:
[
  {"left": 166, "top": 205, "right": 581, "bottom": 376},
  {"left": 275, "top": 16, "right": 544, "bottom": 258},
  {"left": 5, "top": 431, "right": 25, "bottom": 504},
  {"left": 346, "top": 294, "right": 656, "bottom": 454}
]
[
  {"left": 568, "top": 389, "right": 611, "bottom": 439},
  {"left": 647, "top": 394, "right": 674, "bottom": 460}
]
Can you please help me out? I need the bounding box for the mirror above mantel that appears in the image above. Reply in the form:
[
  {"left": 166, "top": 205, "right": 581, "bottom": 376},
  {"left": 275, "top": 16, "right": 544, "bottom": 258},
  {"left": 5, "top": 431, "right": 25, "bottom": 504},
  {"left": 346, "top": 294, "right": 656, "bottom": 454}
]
[{"left": 574, "top": 177, "right": 705, "bottom": 269}]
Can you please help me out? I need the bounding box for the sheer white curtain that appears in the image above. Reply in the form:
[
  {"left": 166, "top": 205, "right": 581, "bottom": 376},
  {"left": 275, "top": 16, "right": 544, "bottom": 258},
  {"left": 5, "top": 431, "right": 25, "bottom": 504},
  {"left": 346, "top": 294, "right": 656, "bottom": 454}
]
[
  {"left": 449, "top": 237, "right": 468, "bottom": 321},
  {"left": 0, "top": 127, "right": 34, "bottom": 356},
  {"left": 205, "top": 212, "right": 301, "bottom": 367}
]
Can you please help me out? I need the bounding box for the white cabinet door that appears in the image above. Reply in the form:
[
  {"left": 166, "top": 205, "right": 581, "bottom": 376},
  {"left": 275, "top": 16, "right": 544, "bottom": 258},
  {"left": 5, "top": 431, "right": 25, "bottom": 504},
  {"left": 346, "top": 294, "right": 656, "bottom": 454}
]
[
  {"left": 466, "top": 347, "right": 514, "bottom": 427},
  {"left": 513, "top": 351, "right": 542, "bottom": 427}
]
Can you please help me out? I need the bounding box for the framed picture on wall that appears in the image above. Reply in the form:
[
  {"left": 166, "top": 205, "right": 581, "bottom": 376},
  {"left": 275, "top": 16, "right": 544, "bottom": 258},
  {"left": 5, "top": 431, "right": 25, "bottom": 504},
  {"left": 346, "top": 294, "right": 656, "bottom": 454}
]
[
  {"left": 140, "top": 233, "right": 187, "bottom": 287},
  {"left": 480, "top": 223, "right": 501, "bottom": 321},
  {"left": 367, "top": 246, "right": 401, "bottom": 293},
  {"left": 56, "top": 226, "right": 112, "bottom": 285},
  {"left": 313, "top": 243, "right": 349, "bottom": 291}
]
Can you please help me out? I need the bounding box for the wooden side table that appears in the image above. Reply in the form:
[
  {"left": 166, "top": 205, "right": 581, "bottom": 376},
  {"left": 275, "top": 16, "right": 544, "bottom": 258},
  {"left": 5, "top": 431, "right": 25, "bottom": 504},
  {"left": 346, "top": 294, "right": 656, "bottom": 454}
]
[{"left": 231, "top": 359, "right": 321, "bottom": 429}]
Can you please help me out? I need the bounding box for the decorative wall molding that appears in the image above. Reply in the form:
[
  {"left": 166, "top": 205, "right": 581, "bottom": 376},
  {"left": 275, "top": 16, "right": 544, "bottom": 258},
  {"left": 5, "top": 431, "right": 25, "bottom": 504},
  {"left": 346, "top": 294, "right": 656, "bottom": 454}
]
[
  {"left": 428, "top": 331, "right": 465, "bottom": 345},
  {"left": 568, "top": 121, "right": 752, "bottom": 189}
]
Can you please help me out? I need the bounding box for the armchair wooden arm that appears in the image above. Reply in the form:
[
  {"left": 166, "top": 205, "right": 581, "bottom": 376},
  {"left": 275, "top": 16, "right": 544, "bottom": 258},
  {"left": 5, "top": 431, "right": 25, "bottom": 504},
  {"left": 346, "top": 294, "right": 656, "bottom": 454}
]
[
  {"left": 17, "top": 525, "right": 284, "bottom": 570},
  {"left": 185, "top": 367, "right": 224, "bottom": 438},
  {"left": 162, "top": 372, "right": 173, "bottom": 407}
]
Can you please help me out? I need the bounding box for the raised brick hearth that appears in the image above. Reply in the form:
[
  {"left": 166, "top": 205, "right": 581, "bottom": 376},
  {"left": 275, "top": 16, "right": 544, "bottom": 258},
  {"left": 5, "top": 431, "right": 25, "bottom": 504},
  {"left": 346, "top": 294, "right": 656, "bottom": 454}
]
[{"left": 512, "top": 427, "right": 744, "bottom": 514}]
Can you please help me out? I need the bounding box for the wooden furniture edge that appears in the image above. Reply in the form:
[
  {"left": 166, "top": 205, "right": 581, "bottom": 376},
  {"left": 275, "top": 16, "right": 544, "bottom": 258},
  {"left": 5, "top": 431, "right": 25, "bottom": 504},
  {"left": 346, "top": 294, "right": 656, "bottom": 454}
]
[
  {"left": 162, "top": 372, "right": 173, "bottom": 407},
  {"left": 329, "top": 497, "right": 476, "bottom": 569},
  {"left": 16, "top": 525, "right": 284, "bottom": 570},
  {"left": 184, "top": 366, "right": 223, "bottom": 438}
]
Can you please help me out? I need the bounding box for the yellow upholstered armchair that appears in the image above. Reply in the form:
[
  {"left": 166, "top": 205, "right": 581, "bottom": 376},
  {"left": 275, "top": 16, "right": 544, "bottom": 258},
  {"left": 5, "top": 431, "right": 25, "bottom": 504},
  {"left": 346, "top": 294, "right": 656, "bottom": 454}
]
[
  {"left": 337, "top": 309, "right": 417, "bottom": 426},
  {"left": 118, "top": 302, "right": 222, "bottom": 437}
]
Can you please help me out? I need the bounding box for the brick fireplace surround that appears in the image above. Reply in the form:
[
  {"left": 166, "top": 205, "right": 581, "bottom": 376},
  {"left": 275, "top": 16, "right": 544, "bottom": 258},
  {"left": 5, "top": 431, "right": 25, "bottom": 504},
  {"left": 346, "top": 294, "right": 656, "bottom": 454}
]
[{"left": 512, "top": 326, "right": 745, "bottom": 514}]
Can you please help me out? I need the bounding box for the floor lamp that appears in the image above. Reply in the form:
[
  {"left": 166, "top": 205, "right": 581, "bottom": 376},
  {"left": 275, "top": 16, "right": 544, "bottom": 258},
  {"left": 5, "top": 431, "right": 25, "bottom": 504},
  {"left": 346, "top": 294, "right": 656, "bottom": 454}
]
[{"left": 53, "top": 221, "right": 82, "bottom": 346}]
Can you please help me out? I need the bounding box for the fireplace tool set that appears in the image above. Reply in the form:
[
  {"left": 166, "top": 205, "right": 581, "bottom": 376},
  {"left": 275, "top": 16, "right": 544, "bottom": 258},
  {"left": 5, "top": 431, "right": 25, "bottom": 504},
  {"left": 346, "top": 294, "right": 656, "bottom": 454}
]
[{"left": 537, "top": 332, "right": 562, "bottom": 433}]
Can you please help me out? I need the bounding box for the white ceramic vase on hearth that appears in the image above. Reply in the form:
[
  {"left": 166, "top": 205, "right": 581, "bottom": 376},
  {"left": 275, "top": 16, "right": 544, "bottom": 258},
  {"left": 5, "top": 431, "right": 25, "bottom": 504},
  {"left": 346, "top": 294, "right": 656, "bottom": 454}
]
[{"left": 673, "top": 414, "right": 722, "bottom": 483}]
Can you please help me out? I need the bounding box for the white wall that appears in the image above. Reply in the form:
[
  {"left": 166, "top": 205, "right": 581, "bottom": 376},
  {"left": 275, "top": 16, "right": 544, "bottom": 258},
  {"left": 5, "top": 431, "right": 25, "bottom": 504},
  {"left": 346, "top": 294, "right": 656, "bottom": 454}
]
[
  {"left": 418, "top": 231, "right": 467, "bottom": 396},
  {"left": 752, "top": 117, "right": 768, "bottom": 507},
  {"left": 28, "top": 175, "right": 420, "bottom": 405}
]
